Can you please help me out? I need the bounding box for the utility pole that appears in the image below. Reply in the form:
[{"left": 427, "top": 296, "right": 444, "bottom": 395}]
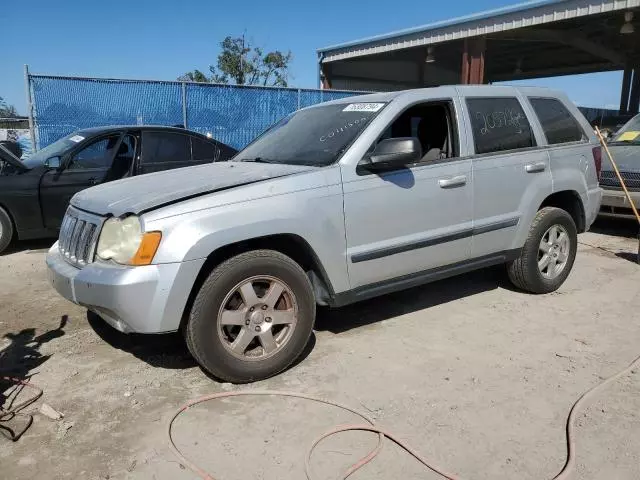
[{"left": 240, "top": 32, "right": 245, "bottom": 85}]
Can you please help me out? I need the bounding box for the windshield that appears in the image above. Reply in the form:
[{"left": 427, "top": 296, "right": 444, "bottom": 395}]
[
  {"left": 22, "top": 132, "right": 86, "bottom": 169},
  {"left": 611, "top": 114, "right": 640, "bottom": 145},
  {"left": 234, "top": 102, "right": 387, "bottom": 167}
]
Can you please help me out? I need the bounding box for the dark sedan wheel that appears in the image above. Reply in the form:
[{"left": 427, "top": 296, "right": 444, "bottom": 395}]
[
  {"left": 0, "top": 207, "right": 14, "bottom": 254},
  {"left": 186, "top": 250, "right": 315, "bottom": 383}
]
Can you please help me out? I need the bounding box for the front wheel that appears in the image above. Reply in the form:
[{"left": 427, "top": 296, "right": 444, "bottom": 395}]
[
  {"left": 186, "top": 250, "right": 316, "bottom": 383},
  {"left": 507, "top": 207, "right": 577, "bottom": 294},
  {"left": 0, "top": 207, "right": 14, "bottom": 255}
]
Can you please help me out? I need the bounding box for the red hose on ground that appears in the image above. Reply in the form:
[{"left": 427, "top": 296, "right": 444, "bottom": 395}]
[
  {"left": 1, "top": 377, "right": 43, "bottom": 441},
  {"left": 167, "top": 354, "right": 640, "bottom": 480}
]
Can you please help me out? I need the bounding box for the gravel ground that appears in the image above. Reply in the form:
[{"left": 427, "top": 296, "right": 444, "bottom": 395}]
[{"left": 1, "top": 218, "right": 640, "bottom": 480}]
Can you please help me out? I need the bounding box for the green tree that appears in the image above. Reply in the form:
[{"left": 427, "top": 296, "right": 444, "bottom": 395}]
[
  {"left": 177, "top": 70, "right": 209, "bottom": 83},
  {"left": 0, "top": 97, "right": 18, "bottom": 118},
  {"left": 178, "top": 35, "right": 293, "bottom": 87}
]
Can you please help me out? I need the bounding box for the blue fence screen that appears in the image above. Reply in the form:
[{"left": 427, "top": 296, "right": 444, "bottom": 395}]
[
  {"left": 30, "top": 75, "right": 620, "bottom": 151},
  {"left": 29, "top": 75, "right": 363, "bottom": 150}
]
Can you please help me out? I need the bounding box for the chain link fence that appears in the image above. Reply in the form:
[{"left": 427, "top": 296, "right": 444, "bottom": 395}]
[
  {"left": 26, "top": 73, "right": 621, "bottom": 152},
  {"left": 27, "top": 74, "right": 365, "bottom": 150}
]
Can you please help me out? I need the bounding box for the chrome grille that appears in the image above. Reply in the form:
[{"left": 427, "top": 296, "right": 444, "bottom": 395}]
[
  {"left": 58, "top": 208, "right": 102, "bottom": 268},
  {"left": 600, "top": 171, "right": 640, "bottom": 191}
]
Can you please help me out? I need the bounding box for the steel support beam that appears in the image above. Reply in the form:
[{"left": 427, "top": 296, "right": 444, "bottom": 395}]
[
  {"left": 629, "top": 67, "right": 640, "bottom": 115},
  {"left": 620, "top": 67, "right": 633, "bottom": 114}
]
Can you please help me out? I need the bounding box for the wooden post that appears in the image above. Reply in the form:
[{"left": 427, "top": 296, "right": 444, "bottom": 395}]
[{"left": 461, "top": 37, "right": 486, "bottom": 84}]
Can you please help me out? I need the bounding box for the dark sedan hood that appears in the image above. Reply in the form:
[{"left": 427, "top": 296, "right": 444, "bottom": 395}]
[
  {"left": 70, "top": 161, "right": 315, "bottom": 217},
  {"left": 603, "top": 144, "right": 639, "bottom": 172}
]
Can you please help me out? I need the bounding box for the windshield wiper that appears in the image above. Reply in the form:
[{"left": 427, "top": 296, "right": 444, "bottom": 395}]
[{"left": 237, "top": 157, "right": 279, "bottom": 164}]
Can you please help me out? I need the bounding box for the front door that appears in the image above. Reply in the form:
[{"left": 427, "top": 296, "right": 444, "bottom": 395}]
[
  {"left": 341, "top": 100, "right": 473, "bottom": 288},
  {"left": 40, "top": 133, "right": 122, "bottom": 229}
]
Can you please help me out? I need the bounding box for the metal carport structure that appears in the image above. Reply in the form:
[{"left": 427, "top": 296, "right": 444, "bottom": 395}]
[{"left": 318, "top": 0, "right": 640, "bottom": 114}]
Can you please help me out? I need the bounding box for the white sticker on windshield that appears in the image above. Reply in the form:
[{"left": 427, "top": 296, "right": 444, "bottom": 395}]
[
  {"left": 342, "top": 103, "right": 385, "bottom": 112},
  {"left": 69, "top": 135, "right": 85, "bottom": 143}
]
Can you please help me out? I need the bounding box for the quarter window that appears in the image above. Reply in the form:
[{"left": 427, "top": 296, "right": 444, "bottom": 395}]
[
  {"left": 529, "top": 97, "right": 585, "bottom": 144},
  {"left": 191, "top": 137, "right": 219, "bottom": 162},
  {"left": 466, "top": 97, "right": 534, "bottom": 154}
]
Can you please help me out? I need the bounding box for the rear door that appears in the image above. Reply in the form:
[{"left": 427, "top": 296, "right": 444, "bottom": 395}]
[
  {"left": 138, "top": 131, "right": 191, "bottom": 174},
  {"left": 526, "top": 96, "right": 593, "bottom": 213},
  {"left": 40, "top": 133, "right": 123, "bottom": 229},
  {"left": 460, "top": 93, "right": 550, "bottom": 258}
]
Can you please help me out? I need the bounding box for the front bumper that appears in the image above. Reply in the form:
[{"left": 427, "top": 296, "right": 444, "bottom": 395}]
[
  {"left": 599, "top": 188, "right": 640, "bottom": 220},
  {"left": 46, "top": 242, "right": 205, "bottom": 333}
]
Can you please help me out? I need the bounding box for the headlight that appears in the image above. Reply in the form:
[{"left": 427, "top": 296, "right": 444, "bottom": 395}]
[{"left": 96, "top": 216, "right": 161, "bottom": 265}]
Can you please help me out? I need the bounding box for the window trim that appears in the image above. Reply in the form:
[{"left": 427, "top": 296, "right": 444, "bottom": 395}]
[
  {"left": 65, "top": 132, "right": 124, "bottom": 171},
  {"left": 465, "top": 96, "right": 537, "bottom": 157},
  {"left": 356, "top": 98, "right": 460, "bottom": 176},
  {"left": 140, "top": 130, "right": 191, "bottom": 165},
  {"left": 527, "top": 96, "right": 588, "bottom": 146}
]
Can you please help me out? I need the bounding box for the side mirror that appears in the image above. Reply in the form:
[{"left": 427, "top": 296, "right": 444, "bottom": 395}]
[
  {"left": 44, "top": 156, "right": 61, "bottom": 169},
  {"left": 363, "top": 137, "right": 422, "bottom": 171}
]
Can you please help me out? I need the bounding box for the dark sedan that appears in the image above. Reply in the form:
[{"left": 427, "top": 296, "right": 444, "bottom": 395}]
[{"left": 0, "top": 125, "right": 237, "bottom": 253}]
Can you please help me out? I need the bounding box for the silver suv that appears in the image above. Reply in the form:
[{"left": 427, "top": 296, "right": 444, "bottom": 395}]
[{"left": 47, "top": 86, "right": 603, "bottom": 382}]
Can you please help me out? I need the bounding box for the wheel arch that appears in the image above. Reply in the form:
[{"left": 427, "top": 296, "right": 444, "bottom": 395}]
[
  {"left": 538, "top": 190, "right": 586, "bottom": 233},
  {"left": 179, "top": 233, "right": 335, "bottom": 332}
]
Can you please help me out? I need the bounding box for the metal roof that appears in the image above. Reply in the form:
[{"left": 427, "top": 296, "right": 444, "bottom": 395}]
[{"left": 318, "top": 0, "right": 640, "bottom": 62}]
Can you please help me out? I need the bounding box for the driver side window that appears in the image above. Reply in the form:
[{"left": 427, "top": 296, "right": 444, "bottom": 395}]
[
  {"left": 374, "top": 101, "right": 457, "bottom": 163},
  {"left": 68, "top": 135, "right": 120, "bottom": 170}
]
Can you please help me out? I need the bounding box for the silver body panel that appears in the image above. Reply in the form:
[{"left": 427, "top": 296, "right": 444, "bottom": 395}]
[{"left": 47, "top": 85, "right": 602, "bottom": 334}]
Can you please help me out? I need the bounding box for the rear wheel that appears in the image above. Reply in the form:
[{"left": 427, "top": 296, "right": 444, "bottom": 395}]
[
  {"left": 186, "top": 250, "right": 315, "bottom": 383},
  {"left": 507, "top": 207, "right": 577, "bottom": 294},
  {"left": 0, "top": 207, "right": 14, "bottom": 255}
]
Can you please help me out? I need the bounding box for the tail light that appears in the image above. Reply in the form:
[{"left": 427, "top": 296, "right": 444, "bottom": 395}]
[{"left": 592, "top": 146, "right": 602, "bottom": 181}]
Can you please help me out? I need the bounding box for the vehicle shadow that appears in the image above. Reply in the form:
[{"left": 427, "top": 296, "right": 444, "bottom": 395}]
[
  {"left": 88, "top": 311, "right": 316, "bottom": 383},
  {"left": 1, "top": 315, "right": 68, "bottom": 440},
  {"left": 615, "top": 251, "right": 640, "bottom": 264},
  {"left": 1, "top": 238, "right": 56, "bottom": 256},
  {"left": 590, "top": 217, "right": 638, "bottom": 239},
  {"left": 87, "top": 312, "right": 197, "bottom": 369},
  {"left": 315, "top": 266, "right": 507, "bottom": 334}
]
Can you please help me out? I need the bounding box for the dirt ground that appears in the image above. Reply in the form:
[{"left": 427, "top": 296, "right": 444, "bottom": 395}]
[{"left": 1, "top": 218, "right": 640, "bottom": 480}]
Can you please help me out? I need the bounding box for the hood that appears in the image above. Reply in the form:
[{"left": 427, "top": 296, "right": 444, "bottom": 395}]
[
  {"left": 603, "top": 144, "right": 639, "bottom": 172},
  {"left": 70, "top": 161, "right": 315, "bottom": 217},
  {"left": 0, "top": 143, "right": 27, "bottom": 171}
]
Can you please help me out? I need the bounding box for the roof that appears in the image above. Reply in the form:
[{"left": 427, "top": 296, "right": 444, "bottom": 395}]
[
  {"left": 316, "top": 84, "right": 562, "bottom": 106},
  {"left": 318, "top": 0, "right": 640, "bottom": 62},
  {"left": 77, "top": 125, "right": 189, "bottom": 135}
]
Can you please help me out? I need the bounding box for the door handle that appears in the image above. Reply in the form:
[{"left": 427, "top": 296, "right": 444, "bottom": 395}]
[
  {"left": 525, "top": 162, "right": 546, "bottom": 173},
  {"left": 87, "top": 177, "right": 97, "bottom": 185},
  {"left": 438, "top": 175, "right": 467, "bottom": 188}
]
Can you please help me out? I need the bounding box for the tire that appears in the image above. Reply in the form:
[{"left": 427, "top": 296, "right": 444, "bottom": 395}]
[
  {"left": 186, "top": 250, "right": 316, "bottom": 383},
  {"left": 507, "top": 207, "right": 577, "bottom": 294},
  {"left": 0, "top": 207, "right": 14, "bottom": 255}
]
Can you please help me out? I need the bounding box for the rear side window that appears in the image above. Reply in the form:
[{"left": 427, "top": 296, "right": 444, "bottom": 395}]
[
  {"left": 466, "top": 97, "right": 534, "bottom": 154},
  {"left": 529, "top": 98, "right": 585, "bottom": 144},
  {"left": 191, "top": 137, "right": 219, "bottom": 162},
  {"left": 142, "top": 132, "right": 189, "bottom": 164}
]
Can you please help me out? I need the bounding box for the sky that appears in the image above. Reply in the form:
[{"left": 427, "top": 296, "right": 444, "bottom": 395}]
[{"left": 1, "top": 0, "right": 623, "bottom": 115}]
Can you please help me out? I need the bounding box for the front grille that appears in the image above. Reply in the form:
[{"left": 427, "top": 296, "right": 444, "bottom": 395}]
[
  {"left": 58, "top": 208, "right": 102, "bottom": 268},
  {"left": 599, "top": 170, "right": 640, "bottom": 191}
]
